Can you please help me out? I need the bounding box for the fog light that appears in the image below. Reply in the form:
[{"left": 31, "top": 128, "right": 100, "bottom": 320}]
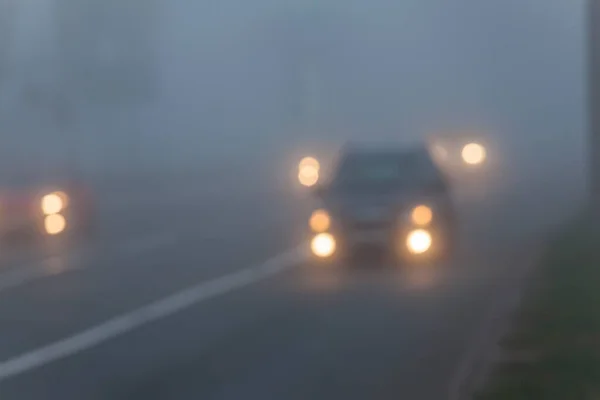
[
  {"left": 298, "top": 165, "right": 319, "bottom": 187},
  {"left": 411, "top": 205, "right": 433, "bottom": 226},
  {"left": 406, "top": 229, "right": 432, "bottom": 254},
  {"left": 311, "top": 233, "right": 336, "bottom": 258},
  {"left": 45, "top": 214, "right": 67, "bottom": 235},
  {"left": 41, "top": 193, "right": 64, "bottom": 215},
  {"left": 309, "top": 209, "right": 331, "bottom": 232}
]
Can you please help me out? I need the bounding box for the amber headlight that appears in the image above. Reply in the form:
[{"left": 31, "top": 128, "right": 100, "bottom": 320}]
[
  {"left": 41, "top": 193, "right": 64, "bottom": 215},
  {"left": 44, "top": 214, "right": 67, "bottom": 235},
  {"left": 298, "top": 156, "right": 321, "bottom": 187},
  {"left": 309, "top": 209, "right": 331, "bottom": 232}
]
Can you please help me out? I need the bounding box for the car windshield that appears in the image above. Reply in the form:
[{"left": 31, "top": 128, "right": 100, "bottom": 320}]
[{"left": 331, "top": 150, "right": 441, "bottom": 190}]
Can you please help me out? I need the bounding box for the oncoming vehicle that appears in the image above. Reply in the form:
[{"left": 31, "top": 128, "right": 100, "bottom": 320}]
[
  {"left": 0, "top": 172, "right": 95, "bottom": 240},
  {"left": 428, "top": 135, "right": 489, "bottom": 173},
  {"left": 426, "top": 130, "right": 502, "bottom": 202},
  {"left": 307, "top": 144, "right": 457, "bottom": 263}
]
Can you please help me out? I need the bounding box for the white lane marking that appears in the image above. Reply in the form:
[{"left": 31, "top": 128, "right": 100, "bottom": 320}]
[{"left": 0, "top": 245, "right": 307, "bottom": 381}]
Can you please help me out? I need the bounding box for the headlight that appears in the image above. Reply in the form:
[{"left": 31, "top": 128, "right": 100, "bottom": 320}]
[
  {"left": 410, "top": 205, "right": 433, "bottom": 226},
  {"left": 41, "top": 193, "right": 64, "bottom": 215},
  {"left": 44, "top": 214, "right": 67, "bottom": 235},
  {"left": 299, "top": 156, "right": 320, "bottom": 170},
  {"left": 298, "top": 165, "right": 319, "bottom": 187},
  {"left": 461, "top": 142, "right": 486, "bottom": 165},
  {"left": 309, "top": 209, "right": 331, "bottom": 232},
  {"left": 311, "top": 233, "right": 336, "bottom": 258},
  {"left": 298, "top": 156, "right": 320, "bottom": 187},
  {"left": 406, "top": 229, "right": 432, "bottom": 254}
]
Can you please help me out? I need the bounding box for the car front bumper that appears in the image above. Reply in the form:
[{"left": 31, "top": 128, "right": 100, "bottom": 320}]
[{"left": 310, "top": 221, "right": 455, "bottom": 261}]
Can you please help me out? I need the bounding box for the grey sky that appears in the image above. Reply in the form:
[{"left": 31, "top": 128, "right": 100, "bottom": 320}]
[{"left": 0, "top": 0, "right": 586, "bottom": 180}]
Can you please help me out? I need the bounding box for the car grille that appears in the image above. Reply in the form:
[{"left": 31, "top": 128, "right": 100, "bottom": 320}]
[{"left": 348, "top": 219, "right": 389, "bottom": 230}]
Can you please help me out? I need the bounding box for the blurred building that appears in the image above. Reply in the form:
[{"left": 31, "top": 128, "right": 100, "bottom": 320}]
[
  {"left": 266, "top": 5, "right": 351, "bottom": 137},
  {"left": 0, "top": 0, "right": 63, "bottom": 174},
  {"left": 0, "top": 0, "right": 15, "bottom": 89},
  {"left": 53, "top": 0, "right": 160, "bottom": 104},
  {"left": 52, "top": 0, "right": 161, "bottom": 173}
]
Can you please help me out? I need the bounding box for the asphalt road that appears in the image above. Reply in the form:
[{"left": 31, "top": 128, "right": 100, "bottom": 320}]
[{"left": 0, "top": 181, "right": 561, "bottom": 400}]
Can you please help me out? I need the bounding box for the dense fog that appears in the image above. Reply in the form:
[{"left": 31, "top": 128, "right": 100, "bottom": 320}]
[{"left": 0, "top": 0, "right": 586, "bottom": 195}]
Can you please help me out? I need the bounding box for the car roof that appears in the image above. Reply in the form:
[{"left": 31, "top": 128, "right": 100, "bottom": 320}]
[{"left": 340, "top": 143, "right": 431, "bottom": 159}]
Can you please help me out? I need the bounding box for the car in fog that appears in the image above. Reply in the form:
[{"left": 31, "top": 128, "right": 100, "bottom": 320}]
[
  {"left": 307, "top": 144, "right": 457, "bottom": 263},
  {"left": 0, "top": 172, "right": 95, "bottom": 240},
  {"left": 426, "top": 131, "right": 505, "bottom": 203}
]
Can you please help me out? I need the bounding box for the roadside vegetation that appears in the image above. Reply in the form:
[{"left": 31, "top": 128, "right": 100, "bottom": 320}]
[{"left": 476, "top": 212, "right": 599, "bottom": 399}]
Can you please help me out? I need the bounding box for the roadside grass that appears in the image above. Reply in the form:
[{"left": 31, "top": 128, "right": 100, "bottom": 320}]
[{"left": 475, "top": 214, "right": 600, "bottom": 399}]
